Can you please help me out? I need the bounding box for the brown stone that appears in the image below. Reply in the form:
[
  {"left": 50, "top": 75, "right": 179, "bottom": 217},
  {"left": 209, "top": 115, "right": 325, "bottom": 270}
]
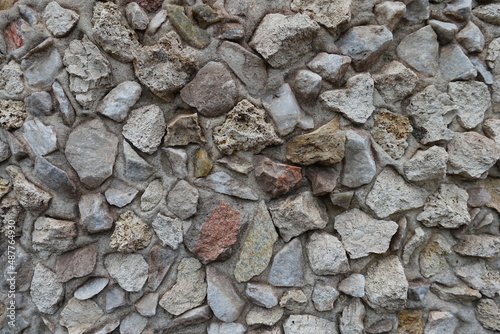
[
  {"left": 306, "top": 166, "right": 338, "bottom": 196},
  {"left": 125, "top": 0, "right": 163, "bottom": 13},
  {"left": 56, "top": 244, "right": 98, "bottom": 282},
  {"left": 482, "top": 178, "right": 500, "bottom": 213},
  {"left": 254, "top": 156, "right": 302, "bottom": 198},
  {"left": 0, "top": 0, "right": 18, "bottom": 10},
  {"left": 32, "top": 217, "right": 77, "bottom": 252},
  {"left": 109, "top": 211, "right": 153, "bottom": 253},
  {"left": 286, "top": 117, "right": 346, "bottom": 165},
  {"left": 164, "top": 113, "right": 206, "bottom": 146},
  {"left": 194, "top": 148, "right": 213, "bottom": 178},
  {"left": 371, "top": 109, "right": 412, "bottom": 159},
  {"left": 3, "top": 20, "right": 23, "bottom": 53},
  {"left": 397, "top": 310, "right": 424, "bottom": 334}
]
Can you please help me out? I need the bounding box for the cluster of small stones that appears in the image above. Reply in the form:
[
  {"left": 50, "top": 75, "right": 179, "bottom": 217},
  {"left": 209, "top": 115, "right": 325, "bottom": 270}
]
[{"left": 1, "top": 0, "right": 500, "bottom": 333}]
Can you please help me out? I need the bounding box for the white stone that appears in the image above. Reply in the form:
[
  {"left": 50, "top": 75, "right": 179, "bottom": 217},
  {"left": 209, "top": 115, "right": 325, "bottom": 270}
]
[
  {"left": 43, "top": 1, "right": 79, "bottom": 37},
  {"left": 404, "top": 146, "right": 448, "bottom": 182},
  {"left": 152, "top": 213, "right": 184, "bottom": 250},
  {"left": 306, "top": 232, "right": 350, "bottom": 275},
  {"left": 97, "top": 81, "right": 142, "bottom": 122},
  {"left": 30, "top": 264, "right": 64, "bottom": 314},
  {"left": 123, "top": 104, "right": 166, "bottom": 154},
  {"left": 283, "top": 315, "right": 338, "bottom": 334},
  {"left": 104, "top": 253, "right": 148, "bottom": 292}
]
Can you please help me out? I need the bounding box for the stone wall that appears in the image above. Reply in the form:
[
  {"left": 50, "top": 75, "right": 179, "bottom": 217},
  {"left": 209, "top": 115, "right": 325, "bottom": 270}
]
[{"left": 0, "top": 0, "right": 500, "bottom": 333}]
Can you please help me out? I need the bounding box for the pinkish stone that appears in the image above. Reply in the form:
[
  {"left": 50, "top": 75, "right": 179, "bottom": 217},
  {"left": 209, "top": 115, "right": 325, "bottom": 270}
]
[
  {"left": 3, "top": 20, "right": 23, "bottom": 53},
  {"left": 126, "top": 0, "right": 163, "bottom": 13},
  {"left": 306, "top": 166, "right": 338, "bottom": 196},
  {"left": 55, "top": 244, "right": 98, "bottom": 282},
  {"left": 254, "top": 156, "right": 302, "bottom": 198}
]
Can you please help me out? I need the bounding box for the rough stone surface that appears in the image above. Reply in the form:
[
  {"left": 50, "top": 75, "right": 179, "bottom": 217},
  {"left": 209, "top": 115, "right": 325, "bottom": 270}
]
[
  {"left": 476, "top": 299, "right": 500, "bottom": 331},
  {"left": 439, "top": 44, "right": 477, "bottom": 81},
  {"left": 59, "top": 298, "right": 103, "bottom": 334},
  {"left": 152, "top": 213, "right": 184, "bottom": 250},
  {"left": 254, "top": 156, "right": 302, "bottom": 198},
  {"left": 123, "top": 141, "right": 154, "bottom": 181},
  {"left": 306, "top": 232, "right": 349, "bottom": 275},
  {"left": 371, "top": 109, "right": 412, "bottom": 160},
  {"left": 291, "top": 0, "right": 351, "bottom": 31},
  {"left": 373, "top": 61, "right": 418, "bottom": 105},
  {"left": 291, "top": 69, "right": 322, "bottom": 100},
  {"left": 30, "top": 264, "right": 64, "bottom": 314},
  {"left": 312, "top": 283, "right": 339, "bottom": 312},
  {"left": 474, "top": 4, "right": 500, "bottom": 25},
  {"left": 283, "top": 315, "right": 338, "bottom": 334},
  {"left": 245, "top": 283, "right": 279, "bottom": 309},
  {"left": 52, "top": 81, "right": 75, "bottom": 126},
  {"left": 33, "top": 156, "right": 76, "bottom": 195},
  {"left": 164, "top": 113, "right": 205, "bottom": 146},
  {"left": 430, "top": 20, "right": 458, "bottom": 45},
  {"left": 55, "top": 245, "right": 98, "bottom": 283},
  {"left": 167, "top": 180, "right": 199, "bottom": 219},
  {"left": 140, "top": 179, "right": 163, "bottom": 211},
  {"left": 397, "top": 25, "right": 439, "bottom": 76},
  {"left": 341, "top": 129, "right": 376, "bottom": 188},
  {"left": 22, "top": 118, "right": 57, "bottom": 156},
  {"left": 454, "top": 234, "right": 500, "bottom": 259},
  {"left": 269, "top": 238, "right": 304, "bottom": 287},
  {"left": 166, "top": 4, "right": 210, "bottom": 49},
  {"left": 109, "top": 211, "right": 153, "bottom": 252},
  {"left": 105, "top": 253, "right": 148, "bottom": 292},
  {"left": 43, "top": 1, "right": 79, "bottom": 37},
  {"left": 455, "top": 261, "right": 500, "bottom": 298},
  {"left": 280, "top": 289, "right": 307, "bottom": 312},
  {"left": 340, "top": 298, "right": 365, "bottom": 334},
  {"left": 338, "top": 273, "right": 366, "bottom": 298},
  {"left": 126, "top": 2, "right": 149, "bottom": 30},
  {"left": 457, "top": 21, "right": 485, "bottom": 53},
  {"left": 203, "top": 171, "right": 259, "bottom": 200},
  {"left": 74, "top": 277, "right": 109, "bottom": 300},
  {"left": 307, "top": 53, "right": 350, "bottom": 85},
  {"left": 6, "top": 165, "right": 51, "bottom": 211},
  {"left": 123, "top": 104, "right": 166, "bottom": 154},
  {"left": 375, "top": 1, "right": 406, "bottom": 30},
  {"left": 0, "top": 100, "right": 26, "bottom": 130},
  {"left": 404, "top": 146, "right": 448, "bottom": 182},
  {"left": 97, "top": 81, "right": 142, "bottom": 122},
  {"left": 32, "top": 217, "right": 77, "bottom": 252},
  {"left": 207, "top": 266, "right": 246, "bottom": 322},
  {"left": 424, "top": 311, "right": 458, "bottom": 334},
  {"left": 148, "top": 245, "right": 177, "bottom": 291},
  {"left": 104, "top": 179, "right": 139, "bottom": 208}
]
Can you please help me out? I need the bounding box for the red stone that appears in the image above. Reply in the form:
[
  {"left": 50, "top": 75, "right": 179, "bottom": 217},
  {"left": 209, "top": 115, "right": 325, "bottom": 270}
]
[
  {"left": 126, "top": 0, "right": 163, "bottom": 13},
  {"left": 194, "top": 201, "right": 241, "bottom": 262},
  {"left": 254, "top": 155, "right": 302, "bottom": 197},
  {"left": 3, "top": 20, "right": 24, "bottom": 53}
]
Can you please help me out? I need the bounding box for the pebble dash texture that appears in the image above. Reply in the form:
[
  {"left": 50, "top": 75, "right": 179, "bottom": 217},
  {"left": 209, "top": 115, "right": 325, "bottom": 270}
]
[{"left": 0, "top": 0, "right": 500, "bottom": 333}]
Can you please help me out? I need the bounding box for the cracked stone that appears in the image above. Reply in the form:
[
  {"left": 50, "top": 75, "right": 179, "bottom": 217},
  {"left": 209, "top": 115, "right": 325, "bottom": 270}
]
[
  {"left": 59, "top": 298, "right": 103, "bottom": 334},
  {"left": 22, "top": 118, "right": 57, "bottom": 156},
  {"left": 340, "top": 298, "right": 365, "bottom": 334},
  {"left": 79, "top": 193, "right": 113, "bottom": 233},
  {"left": 291, "top": 0, "right": 351, "bottom": 32},
  {"left": 373, "top": 61, "right": 418, "bottom": 105},
  {"left": 148, "top": 244, "right": 177, "bottom": 291}
]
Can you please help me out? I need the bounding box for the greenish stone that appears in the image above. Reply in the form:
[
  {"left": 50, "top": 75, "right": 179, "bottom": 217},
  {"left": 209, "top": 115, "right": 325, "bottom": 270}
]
[
  {"left": 234, "top": 201, "right": 278, "bottom": 282},
  {"left": 194, "top": 148, "right": 213, "bottom": 178},
  {"left": 166, "top": 5, "right": 211, "bottom": 49},
  {"left": 192, "top": 4, "right": 223, "bottom": 29}
]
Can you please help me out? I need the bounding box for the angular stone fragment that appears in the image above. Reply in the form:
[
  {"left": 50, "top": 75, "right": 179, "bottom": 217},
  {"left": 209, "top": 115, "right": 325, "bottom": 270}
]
[
  {"left": 403, "top": 146, "right": 448, "bottom": 182},
  {"left": 254, "top": 156, "right": 302, "bottom": 198},
  {"left": 402, "top": 226, "right": 426, "bottom": 265},
  {"left": 373, "top": 61, "right": 418, "bottom": 105},
  {"left": 286, "top": 117, "right": 345, "bottom": 165},
  {"left": 320, "top": 73, "right": 375, "bottom": 124},
  {"left": 430, "top": 283, "right": 480, "bottom": 302},
  {"left": 6, "top": 165, "right": 50, "bottom": 211},
  {"left": 160, "top": 258, "right": 207, "bottom": 315},
  {"left": 341, "top": 129, "right": 376, "bottom": 188},
  {"left": 166, "top": 180, "right": 198, "bottom": 219},
  {"left": 33, "top": 156, "right": 76, "bottom": 195},
  {"left": 203, "top": 171, "right": 259, "bottom": 200},
  {"left": 0, "top": 60, "right": 24, "bottom": 97},
  {"left": 126, "top": 0, "right": 163, "bottom": 13},
  {"left": 52, "top": 81, "right": 75, "bottom": 126},
  {"left": 135, "top": 293, "right": 159, "bottom": 317},
  {"left": 235, "top": 201, "right": 278, "bottom": 282},
  {"left": 63, "top": 37, "right": 112, "bottom": 108},
  {"left": 55, "top": 245, "right": 97, "bottom": 282},
  {"left": 74, "top": 278, "right": 109, "bottom": 300},
  {"left": 306, "top": 232, "right": 349, "bottom": 275},
  {"left": 246, "top": 283, "right": 279, "bottom": 308},
  {"left": 340, "top": 298, "right": 365, "bottom": 334},
  {"left": 339, "top": 274, "right": 365, "bottom": 297},
  {"left": 92, "top": 2, "right": 139, "bottom": 62},
  {"left": 269, "top": 191, "right": 328, "bottom": 242},
  {"left": 0, "top": 100, "right": 26, "bottom": 130},
  {"left": 194, "top": 148, "right": 213, "bottom": 178},
  {"left": 166, "top": 4, "right": 210, "bottom": 49},
  {"left": 307, "top": 53, "right": 350, "bottom": 85},
  {"left": 419, "top": 234, "right": 452, "bottom": 278},
  {"left": 133, "top": 32, "right": 196, "bottom": 101},
  {"left": 65, "top": 119, "right": 118, "bottom": 188},
  {"left": 406, "top": 85, "right": 456, "bottom": 145},
  {"left": 104, "top": 179, "right": 138, "bottom": 208},
  {"left": 30, "top": 264, "right": 64, "bottom": 314},
  {"left": 447, "top": 132, "right": 499, "bottom": 178},
  {"left": 22, "top": 118, "right": 57, "bottom": 156},
  {"left": 148, "top": 244, "right": 177, "bottom": 291},
  {"left": 43, "top": 2, "right": 79, "bottom": 37},
  {"left": 180, "top": 62, "right": 237, "bottom": 117},
  {"left": 280, "top": 289, "right": 307, "bottom": 312},
  {"left": 312, "top": 283, "right": 339, "bottom": 311},
  {"left": 24, "top": 49, "right": 63, "bottom": 89},
  {"left": 123, "top": 104, "right": 166, "bottom": 154},
  {"left": 269, "top": 238, "right": 304, "bottom": 287},
  {"left": 366, "top": 168, "right": 427, "bottom": 218},
  {"left": 335, "top": 208, "right": 398, "bottom": 259},
  {"left": 291, "top": 70, "right": 322, "bottom": 100},
  {"left": 144, "top": 9, "right": 167, "bottom": 36},
  {"left": 105, "top": 286, "right": 126, "bottom": 312},
  {"left": 60, "top": 298, "right": 103, "bottom": 334},
  {"left": 152, "top": 213, "right": 184, "bottom": 250},
  {"left": 141, "top": 179, "right": 163, "bottom": 212},
  {"left": 397, "top": 25, "right": 439, "bottom": 76},
  {"left": 424, "top": 311, "right": 457, "bottom": 334},
  {"left": 123, "top": 141, "right": 154, "bottom": 182},
  {"left": 371, "top": 110, "right": 412, "bottom": 160},
  {"left": 164, "top": 113, "right": 205, "bottom": 146},
  {"left": 283, "top": 315, "right": 337, "bottom": 334},
  {"left": 120, "top": 313, "right": 148, "bottom": 334},
  {"left": 164, "top": 147, "right": 188, "bottom": 178},
  {"left": 207, "top": 266, "right": 245, "bottom": 322},
  {"left": 453, "top": 234, "right": 500, "bottom": 259},
  {"left": 24, "top": 91, "right": 52, "bottom": 117},
  {"left": 306, "top": 166, "right": 338, "bottom": 196},
  {"left": 429, "top": 20, "right": 458, "bottom": 45},
  {"left": 291, "top": 0, "right": 351, "bottom": 31},
  {"left": 219, "top": 41, "right": 267, "bottom": 94},
  {"left": 455, "top": 261, "right": 500, "bottom": 298},
  {"left": 249, "top": 13, "right": 320, "bottom": 68},
  {"left": 32, "top": 217, "right": 76, "bottom": 252},
  {"left": 126, "top": 2, "right": 149, "bottom": 30},
  {"left": 375, "top": 1, "right": 406, "bottom": 30},
  {"left": 337, "top": 25, "right": 393, "bottom": 71},
  {"left": 448, "top": 81, "right": 490, "bottom": 130},
  {"left": 219, "top": 23, "right": 245, "bottom": 41},
  {"left": 474, "top": 4, "right": 500, "bottom": 25},
  {"left": 476, "top": 299, "right": 500, "bottom": 332},
  {"left": 247, "top": 306, "right": 283, "bottom": 326},
  {"left": 365, "top": 256, "right": 407, "bottom": 312},
  {"left": 109, "top": 211, "right": 153, "bottom": 253},
  {"left": 163, "top": 305, "right": 212, "bottom": 333},
  {"left": 440, "top": 44, "right": 477, "bottom": 81},
  {"left": 105, "top": 253, "right": 148, "bottom": 292},
  {"left": 457, "top": 21, "right": 484, "bottom": 53},
  {"left": 192, "top": 4, "right": 223, "bottom": 29},
  {"left": 214, "top": 99, "right": 282, "bottom": 155},
  {"left": 97, "top": 81, "right": 142, "bottom": 122}
]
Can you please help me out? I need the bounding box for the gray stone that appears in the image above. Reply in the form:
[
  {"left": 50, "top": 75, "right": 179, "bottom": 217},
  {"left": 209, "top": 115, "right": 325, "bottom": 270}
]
[
  {"left": 397, "top": 25, "right": 439, "bottom": 76},
  {"left": 104, "top": 179, "right": 138, "bottom": 208},
  {"left": 217, "top": 156, "right": 254, "bottom": 175},
  {"left": 148, "top": 244, "right": 177, "bottom": 291},
  {"left": 291, "top": 0, "right": 351, "bottom": 32},
  {"left": 79, "top": 193, "right": 113, "bottom": 233},
  {"left": 6, "top": 165, "right": 51, "bottom": 211},
  {"left": 166, "top": 4, "right": 211, "bottom": 49},
  {"left": 419, "top": 234, "right": 452, "bottom": 278},
  {"left": 25, "top": 91, "right": 52, "bottom": 117},
  {"left": 247, "top": 306, "right": 283, "bottom": 326},
  {"left": 126, "top": 2, "right": 149, "bottom": 30},
  {"left": 312, "top": 283, "right": 339, "bottom": 311},
  {"left": 33, "top": 156, "right": 76, "bottom": 195},
  {"left": 145, "top": 9, "right": 167, "bottom": 36},
  {"left": 444, "top": 0, "right": 471, "bottom": 21},
  {"left": 447, "top": 131, "right": 499, "bottom": 178},
  {"left": 32, "top": 216, "right": 77, "bottom": 252},
  {"left": 456, "top": 21, "right": 484, "bottom": 53},
  {"left": 473, "top": 3, "right": 500, "bottom": 25},
  {"left": 424, "top": 311, "right": 458, "bottom": 334},
  {"left": 30, "top": 264, "right": 64, "bottom": 314},
  {"left": 320, "top": 73, "right": 375, "bottom": 124},
  {"left": 218, "top": 23, "right": 245, "bottom": 41},
  {"left": 404, "top": 0, "right": 430, "bottom": 22},
  {"left": 106, "top": 286, "right": 126, "bottom": 312},
  {"left": 24, "top": 49, "right": 63, "bottom": 89},
  {"left": 141, "top": 179, "right": 163, "bottom": 212},
  {"left": 429, "top": 20, "right": 457, "bottom": 45},
  {"left": 337, "top": 25, "right": 393, "bottom": 71},
  {"left": 159, "top": 257, "right": 207, "bottom": 315},
  {"left": 123, "top": 141, "right": 154, "bottom": 182},
  {"left": 203, "top": 171, "right": 259, "bottom": 201},
  {"left": 484, "top": 118, "right": 500, "bottom": 143},
  {"left": 135, "top": 293, "right": 159, "bottom": 317},
  {"left": 306, "top": 232, "right": 349, "bottom": 275},
  {"left": 408, "top": 279, "right": 430, "bottom": 301},
  {"left": 164, "top": 148, "right": 188, "bottom": 178},
  {"left": 22, "top": 118, "right": 57, "bottom": 156},
  {"left": 249, "top": 13, "right": 320, "bottom": 68},
  {"left": 55, "top": 245, "right": 98, "bottom": 283},
  {"left": 95, "top": 320, "right": 120, "bottom": 334},
  {"left": 340, "top": 298, "right": 365, "bottom": 334},
  {"left": 364, "top": 256, "right": 408, "bottom": 313},
  {"left": 341, "top": 129, "right": 376, "bottom": 188},
  {"left": 456, "top": 261, "right": 500, "bottom": 298},
  {"left": 279, "top": 289, "right": 307, "bottom": 312},
  {"left": 97, "top": 81, "right": 142, "bottom": 122},
  {"left": 307, "top": 53, "right": 350, "bottom": 85},
  {"left": 213, "top": 99, "right": 282, "bottom": 155},
  {"left": 163, "top": 305, "right": 212, "bottom": 333},
  {"left": 166, "top": 180, "right": 198, "bottom": 219},
  {"left": 65, "top": 119, "right": 118, "bottom": 188},
  {"left": 208, "top": 322, "right": 247, "bottom": 334},
  {"left": 283, "top": 315, "right": 338, "bottom": 334},
  {"left": 219, "top": 41, "right": 268, "bottom": 94},
  {"left": 52, "top": 81, "right": 75, "bottom": 126},
  {"left": 291, "top": 69, "right": 322, "bottom": 100},
  {"left": 180, "top": 62, "right": 237, "bottom": 117},
  {"left": 0, "top": 139, "right": 10, "bottom": 163},
  {"left": 43, "top": 1, "right": 79, "bottom": 37},
  {"left": 120, "top": 313, "right": 148, "bottom": 334},
  {"left": 448, "top": 81, "right": 490, "bottom": 129},
  {"left": 74, "top": 278, "right": 109, "bottom": 300},
  {"left": 207, "top": 266, "right": 245, "bottom": 322},
  {"left": 123, "top": 104, "right": 166, "bottom": 154},
  {"left": 109, "top": 210, "right": 152, "bottom": 252},
  {"left": 269, "top": 191, "right": 328, "bottom": 242},
  {"left": 152, "top": 213, "right": 183, "bottom": 250},
  {"left": 431, "top": 283, "right": 481, "bottom": 303},
  {"left": 245, "top": 283, "right": 279, "bottom": 309},
  {"left": 402, "top": 227, "right": 426, "bottom": 265},
  {"left": 375, "top": 1, "right": 406, "bottom": 30},
  {"left": 338, "top": 274, "right": 365, "bottom": 297},
  {"left": 467, "top": 188, "right": 491, "bottom": 207},
  {"left": 92, "top": 2, "right": 139, "bottom": 62},
  {"left": 439, "top": 44, "right": 477, "bottom": 81},
  {"left": 59, "top": 298, "right": 104, "bottom": 334},
  {"left": 476, "top": 299, "right": 500, "bottom": 331},
  {"left": 471, "top": 58, "right": 494, "bottom": 84},
  {"left": 454, "top": 234, "right": 500, "bottom": 259},
  {"left": 373, "top": 61, "right": 418, "bottom": 105},
  {"left": 403, "top": 146, "right": 448, "bottom": 182},
  {"left": 0, "top": 61, "right": 24, "bottom": 97},
  {"left": 105, "top": 253, "right": 149, "bottom": 292},
  {"left": 269, "top": 238, "right": 304, "bottom": 287},
  {"left": 164, "top": 113, "right": 206, "bottom": 147}
]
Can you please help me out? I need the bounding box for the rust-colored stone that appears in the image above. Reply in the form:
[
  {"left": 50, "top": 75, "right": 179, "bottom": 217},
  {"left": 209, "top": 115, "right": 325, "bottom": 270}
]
[
  {"left": 3, "top": 20, "right": 23, "bottom": 53},
  {"left": 126, "top": 0, "right": 163, "bottom": 13},
  {"left": 194, "top": 201, "right": 241, "bottom": 262},
  {"left": 254, "top": 156, "right": 302, "bottom": 198},
  {"left": 397, "top": 310, "right": 424, "bottom": 334},
  {"left": 0, "top": 0, "right": 18, "bottom": 10}
]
